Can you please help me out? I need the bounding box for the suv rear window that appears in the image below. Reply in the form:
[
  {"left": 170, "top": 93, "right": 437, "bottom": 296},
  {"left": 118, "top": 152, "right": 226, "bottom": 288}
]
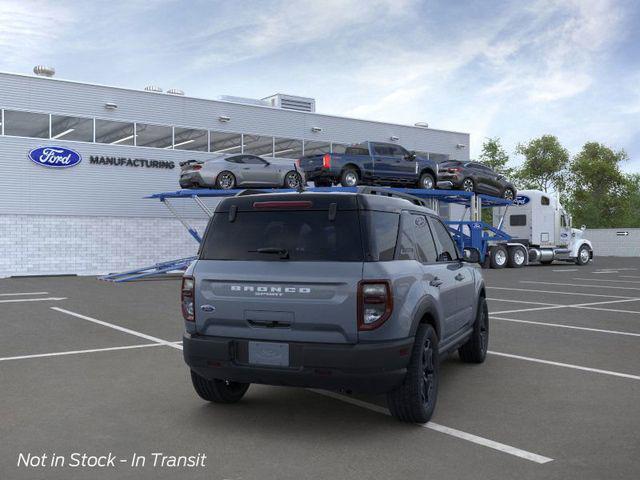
[{"left": 201, "top": 210, "right": 364, "bottom": 262}]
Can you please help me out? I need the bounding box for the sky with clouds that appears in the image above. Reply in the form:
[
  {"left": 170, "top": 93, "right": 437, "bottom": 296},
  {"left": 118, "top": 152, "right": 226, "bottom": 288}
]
[{"left": 1, "top": 0, "right": 638, "bottom": 171}]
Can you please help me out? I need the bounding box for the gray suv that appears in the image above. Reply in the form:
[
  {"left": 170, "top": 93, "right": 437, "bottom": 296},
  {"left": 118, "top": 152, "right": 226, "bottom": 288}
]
[{"left": 182, "top": 188, "right": 488, "bottom": 423}]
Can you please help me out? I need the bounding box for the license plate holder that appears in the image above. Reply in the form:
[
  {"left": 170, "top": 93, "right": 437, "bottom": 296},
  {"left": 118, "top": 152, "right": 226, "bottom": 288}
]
[{"left": 248, "top": 341, "right": 290, "bottom": 367}]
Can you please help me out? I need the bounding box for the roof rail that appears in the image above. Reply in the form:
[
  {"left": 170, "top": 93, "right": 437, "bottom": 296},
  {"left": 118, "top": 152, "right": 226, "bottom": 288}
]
[{"left": 356, "top": 186, "right": 428, "bottom": 207}]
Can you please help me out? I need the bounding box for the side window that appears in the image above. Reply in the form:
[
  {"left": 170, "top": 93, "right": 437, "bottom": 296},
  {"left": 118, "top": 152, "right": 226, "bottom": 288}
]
[
  {"left": 561, "top": 215, "right": 567, "bottom": 227},
  {"left": 411, "top": 214, "right": 438, "bottom": 263},
  {"left": 373, "top": 144, "right": 391, "bottom": 156},
  {"left": 243, "top": 155, "right": 266, "bottom": 165},
  {"left": 365, "top": 211, "right": 399, "bottom": 261},
  {"left": 396, "top": 215, "right": 416, "bottom": 261},
  {"left": 541, "top": 196, "right": 550, "bottom": 206},
  {"left": 429, "top": 218, "right": 459, "bottom": 262},
  {"left": 226, "top": 156, "right": 243, "bottom": 164},
  {"left": 388, "top": 145, "right": 406, "bottom": 158},
  {"left": 510, "top": 215, "right": 527, "bottom": 226}
]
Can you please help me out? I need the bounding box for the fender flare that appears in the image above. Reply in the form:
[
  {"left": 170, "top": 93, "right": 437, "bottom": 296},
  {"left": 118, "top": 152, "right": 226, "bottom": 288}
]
[
  {"left": 409, "top": 296, "right": 442, "bottom": 340},
  {"left": 570, "top": 238, "right": 593, "bottom": 258}
]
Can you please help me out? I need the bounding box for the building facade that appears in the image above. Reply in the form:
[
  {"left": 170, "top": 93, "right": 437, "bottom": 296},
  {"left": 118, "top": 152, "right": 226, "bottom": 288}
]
[{"left": 0, "top": 71, "right": 470, "bottom": 277}]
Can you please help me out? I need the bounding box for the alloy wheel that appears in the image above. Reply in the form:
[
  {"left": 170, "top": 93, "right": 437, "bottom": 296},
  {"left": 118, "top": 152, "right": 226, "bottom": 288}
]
[
  {"left": 344, "top": 172, "right": 358, "bottom": 187},
  {"left": 421, "top": 339, "right": 436, "bottom": 407},
  {"left": 285, "top": 172, "right": 300, "bottom": 189},
  {"left": 462, "top": 179, "right": 474, "bottom": 192},
  {"left": 503, "top": 189, "right": 515, "bottom": 200},
  {"left": 218, "top": 172, "right": 235, "bottom": 189}
]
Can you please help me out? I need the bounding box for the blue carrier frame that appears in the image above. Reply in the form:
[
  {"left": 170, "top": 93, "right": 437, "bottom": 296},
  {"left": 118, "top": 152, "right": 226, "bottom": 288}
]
[{"left": 100, "top": 186, "right": 512, "bottom": 282}]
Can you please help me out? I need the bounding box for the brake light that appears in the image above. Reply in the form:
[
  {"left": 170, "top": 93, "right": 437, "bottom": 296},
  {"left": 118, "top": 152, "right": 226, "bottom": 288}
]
[
  {"left": 295, "top": 158, "right": 301, "bottom": 168},
  {"left": 447, "top": 167, "right": 461, "bottom": 173},
  {"left": 192, "top": 165, "right": 202, "bottom": 171},
  {"left": 181, "top": 276, "right": 195, "bottom": 322},
  {"left": 358, "top": 280, "right": 393, "bottom": 330},
  {"left": 253, "top": 201, "right": 313, "bottom": 209},
  {"left": 322, "top": 153, "right": 331, "bottom": 168}
]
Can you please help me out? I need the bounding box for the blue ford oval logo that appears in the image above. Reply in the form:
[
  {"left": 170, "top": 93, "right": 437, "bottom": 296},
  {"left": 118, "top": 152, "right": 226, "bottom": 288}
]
[
  {"left": 28, "top": 146, "right": 82, "bottom": 168},
  {"left": 514, "top": 195, "right": 530, "bottom": 206}
]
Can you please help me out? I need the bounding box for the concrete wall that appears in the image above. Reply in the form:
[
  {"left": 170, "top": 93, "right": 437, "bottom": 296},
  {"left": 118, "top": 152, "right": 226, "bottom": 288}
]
[{"left": 584, "top": 228, "right": 640, "bottom": 257}]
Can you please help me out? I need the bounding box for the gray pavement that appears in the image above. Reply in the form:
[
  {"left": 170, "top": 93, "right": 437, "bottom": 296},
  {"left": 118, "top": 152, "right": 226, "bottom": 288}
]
[{"left": 1, "top": 257, "right": 639, "bottom": 479}]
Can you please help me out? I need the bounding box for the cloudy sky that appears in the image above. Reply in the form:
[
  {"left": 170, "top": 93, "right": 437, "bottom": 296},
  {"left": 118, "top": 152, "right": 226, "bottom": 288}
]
[{"left": 1, "top": 0, "right": 638, "bottom": 171}]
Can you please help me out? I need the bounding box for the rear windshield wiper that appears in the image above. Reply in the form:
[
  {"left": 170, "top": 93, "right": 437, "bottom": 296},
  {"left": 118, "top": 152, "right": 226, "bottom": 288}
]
[{"left": 249, "top": 247, "right": 290, "bottom": 259}]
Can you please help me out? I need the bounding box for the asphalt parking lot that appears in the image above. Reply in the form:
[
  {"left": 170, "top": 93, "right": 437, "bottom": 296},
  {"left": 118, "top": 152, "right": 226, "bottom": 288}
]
[{"left": 1, "top": 257, "right": 639, "bottom": 479}]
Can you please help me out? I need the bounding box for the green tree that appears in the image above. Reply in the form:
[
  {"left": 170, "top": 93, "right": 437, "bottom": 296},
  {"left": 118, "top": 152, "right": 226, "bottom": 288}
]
[
  {"left": 515, "top": 135, "right": 569, "bottom": 192},
  {"left": 478, "top": 137, "right": 514, "bottom": 177},
  {"left": 566, "top": 142, "right": 632, "bottom": 228}
]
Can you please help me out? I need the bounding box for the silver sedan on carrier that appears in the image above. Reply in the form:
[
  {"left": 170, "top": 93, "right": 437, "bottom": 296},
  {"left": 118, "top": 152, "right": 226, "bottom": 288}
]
[{"left": 179, "top": 154, "right": 305, "bottom": 190}]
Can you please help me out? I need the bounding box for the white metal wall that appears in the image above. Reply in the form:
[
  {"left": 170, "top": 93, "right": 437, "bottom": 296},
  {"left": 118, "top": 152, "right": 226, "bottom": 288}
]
[{"left": 584, "top": 229, "right": 640, "bottom": 257}]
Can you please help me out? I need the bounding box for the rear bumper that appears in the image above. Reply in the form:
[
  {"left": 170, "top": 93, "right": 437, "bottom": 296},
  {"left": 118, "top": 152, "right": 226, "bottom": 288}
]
[
  {"left": 179, "top": 172, "right": 207, "bottom": 188},
  {"left": 303, "top": 167, "right": 338, "bottom": 182},
  {"left": 183, "top": 333, "right": 413, "bottom": 394}
]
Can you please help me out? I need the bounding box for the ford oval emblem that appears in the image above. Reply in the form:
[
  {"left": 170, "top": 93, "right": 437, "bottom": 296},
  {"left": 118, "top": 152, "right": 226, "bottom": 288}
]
[
  {"left": 28, "top": 146, "right": 82, "bottom": 168},
  {"left": 514, "top": 195, "right": 530, "bottom": 206}
]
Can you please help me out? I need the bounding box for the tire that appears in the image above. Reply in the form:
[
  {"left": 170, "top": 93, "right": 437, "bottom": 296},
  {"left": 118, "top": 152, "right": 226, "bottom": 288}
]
[
  {"left": 190, "top": 370, "right": 250, "bottom": 403},
  {"left": 418, "top": 172, "right": 435, "bottom": 190},
  {"left": 507, "top": 246, "right": 526, "bottom": 268},
  {"left": 489, "top": 245, "right": 508, "bottom": 269},
  {"left": 458, "top": 296, "right": 489, "bottom": 363},
  {"left": 576, "top": 245, "right": 591, "bottom": 265},
  {"left": 283, "top": 170, "right": 303, "bottom": 189},
  {"left": 387, "top": 324, "right": 439, "bottom": 423},
  {"left": 340, "top": 167, "right": 359, "bottom": 187},
  {"left": 502, "top": 188, "right": 515, "bottom": 201},
  {"left": 215, "top": 171, "right": 236, "bottom": 190},
  {"left": 462, "top": 178, "right": 475, "bottom": 192}
]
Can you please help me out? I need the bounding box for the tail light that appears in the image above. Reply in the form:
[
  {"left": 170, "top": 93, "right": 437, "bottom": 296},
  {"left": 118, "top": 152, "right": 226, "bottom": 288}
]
[
  {"left": 322, "top": 153, "right": 331, "bottom": 168},
  {"left": 448, "top": 167, "right": 461, "bottom": 173},
  {"left": 192, "top": 165, "right": 202, "bottom": 171},
  {"left": 358, "top": 280, "right": 393, "bottom": 330},
  {"left": 295, "top": 158, "right": 301, "bottom": 168},
  {"left": 181, "top": 276, "right": 195, "bottom": 322}
]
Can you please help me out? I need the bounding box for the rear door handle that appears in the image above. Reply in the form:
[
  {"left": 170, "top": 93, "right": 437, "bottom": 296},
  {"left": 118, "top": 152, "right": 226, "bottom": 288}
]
[
  {"left": 430, "top": 277, "right": 443, "bottom": 287},
  {"left": 455, "top": 273, "right": 465, "bottom": 281}
]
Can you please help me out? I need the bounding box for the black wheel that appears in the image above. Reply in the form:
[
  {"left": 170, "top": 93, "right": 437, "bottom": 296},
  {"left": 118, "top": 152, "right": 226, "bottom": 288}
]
[
  {"left": 459, "top": 296, "right": 489, "bottom": 363},
  {"left": 216, "top": 171, "right": 236, "bottom": 190},
  {"left": 461, "top": 178, "right": 475, "bottom": 192},
  {"left": 576, "top": 245, "right": 591, "bottom": 265},
  {"left": 387, "top": 324, "right": 439, "bottom": 423},
  {"left": 507, "top": 246, "right": 526, "bottom": 268},
  {"left": 284, "top": 170, "right": 303, "bottom": 189},
  {"left": 502, "top": 188, "right": 515, "bottom": 200},
  {"left": 190, "top": 370, "right": 249, "bottom": 403},
  {"left": 418, "top": 172, "right": 435, "bottom": 190},
  {"left": 489, "top": 245, "right": 508, "bottom": 269},
  {"left": 340, "top": 168, "right": 359, "bottom": 187}
]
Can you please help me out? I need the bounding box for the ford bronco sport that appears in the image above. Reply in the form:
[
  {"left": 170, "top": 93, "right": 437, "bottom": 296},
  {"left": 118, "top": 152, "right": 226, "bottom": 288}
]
[{"left": 182, "top": 187, "right": 488, "bottom": 423}]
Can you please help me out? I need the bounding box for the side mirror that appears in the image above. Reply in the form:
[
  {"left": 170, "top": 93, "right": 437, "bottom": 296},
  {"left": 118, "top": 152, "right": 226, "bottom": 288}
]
[
  {"left": 462, "top": 248, "right": 480, "bottom": 263},
  {"left": 405, "top": 151, "right": 416, "bottom": 161}
]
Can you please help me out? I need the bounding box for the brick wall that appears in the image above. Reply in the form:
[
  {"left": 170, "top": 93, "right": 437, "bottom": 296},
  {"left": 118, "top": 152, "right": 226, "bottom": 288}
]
[
  {"left": 583, "top": 228, "right": 640, "bottom": 257},
  {"left": 0, "top": 215, "right": 208, "bottom": 278}
]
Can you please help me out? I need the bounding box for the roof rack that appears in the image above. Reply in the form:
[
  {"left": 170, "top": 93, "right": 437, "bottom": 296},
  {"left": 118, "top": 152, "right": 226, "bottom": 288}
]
[{"left": 356, "top": 186, "right": 428, "bottom": 207}]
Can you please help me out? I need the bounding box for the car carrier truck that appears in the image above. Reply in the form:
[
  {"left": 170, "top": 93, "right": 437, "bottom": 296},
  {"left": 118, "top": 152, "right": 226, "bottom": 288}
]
[{"left": 488, "top": 189, "right": 593, "bottom": 268}]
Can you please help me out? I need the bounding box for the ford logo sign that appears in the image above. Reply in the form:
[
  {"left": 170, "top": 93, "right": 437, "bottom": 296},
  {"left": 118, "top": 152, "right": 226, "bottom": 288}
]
[
  {"left": 514, "top": 195, "right": 530, "bottom": 206},
  {"left": 28, "top": 146, "right": 82, "bottom": 168}
]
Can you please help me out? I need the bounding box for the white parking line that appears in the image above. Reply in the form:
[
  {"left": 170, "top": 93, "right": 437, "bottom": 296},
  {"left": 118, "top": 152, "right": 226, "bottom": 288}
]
[
  {"left": 0, "top": 343, "right": 162, "bottom": 362},
  {"left": 309, "top": 389, "right": 553, "bottom": 464},
  {"left": 521, "top": 281, "right": 640, "bottom": 292},
  {"left": 488, "top": 351, "right": 640, "bottom": 381},
  {"left": 0, "top": 297, "right": 67, "bottom": 304},
  {"left": 491, "top": 316, "right": 640, "bottom": 338},
  {"left": 51, "top": 307, "right": 183, "bottom": 350},
  {"left": 621, "top": 275, "right": 640, "bottom": 279},
  {"left": 491, "top": 305, "right": 566, "bottom": 315},
  {"left": 0, "top": 292, "right": 49, "bottom": 296},
  {"left": 487, "top": 298, "right": 559, "bottom": 306},
  {"left": 490, "top": 298, "right": 640, "bottom": 315},
  {"left": 488, "top": 286, "right": 637, "bottom": 299},
  {"left": 573, "top": 277, "right": 640, "bottom": 284},
  {"left": 552, "top": 269, "right": 578, "bottom": 272}
]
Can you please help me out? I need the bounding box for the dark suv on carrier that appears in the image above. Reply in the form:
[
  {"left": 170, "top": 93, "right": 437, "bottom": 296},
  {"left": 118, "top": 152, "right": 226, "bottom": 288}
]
[{"left": 182, "top": 188, "right": 488, "bottom": 423}]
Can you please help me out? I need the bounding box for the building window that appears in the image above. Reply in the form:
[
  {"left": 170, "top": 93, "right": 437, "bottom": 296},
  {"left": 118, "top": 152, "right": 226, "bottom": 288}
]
[
  {"left": 135, "top": 123, "right": 172, "bottom": 149},
  {"left": 173, "top": 127, "right": 208, "bottom": 151},
  {"left": 3, "top": 110, "right": 49, "bottom": 138},
  {"left": 273, "top": 137, "right": 303, "bottom": 159},
  {"left": 95, "top": 119, "right": 135, "bottom": 145},
  {"left": 51, "top": 115, "right": 93, "bottom": 142},
  {"left": 303, "top": 140, "right": 331, "bottom": 156},
  {"left": 243, "top": 134, "right": 274, "bottom": 156},
  {"left": 331, "top": 143, "right": 348, "bottom": 154},
  {"left": 210, "top": 131, "right": 242, "bottom": 154}
]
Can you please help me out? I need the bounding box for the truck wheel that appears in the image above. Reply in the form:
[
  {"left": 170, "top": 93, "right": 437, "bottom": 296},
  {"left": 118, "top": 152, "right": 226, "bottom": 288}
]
[
  {"left": 387, "top": 324, "right": 439, "bottom": 423},
  {"left": 507, "top": 246, "right": 526, "bottom": 268},
  {"left": 418, "top": 172, "right": 435, "bottom": 190},
  {"left": 340, "top": 168, "right": 359, "bottom": 187},
  {"left": 576, "top": 245, "right": 591, "bottom": 265},
  {"left": 216, "top": 171, "right": 236, "bottom": 190},
  {"left": 190, "top": 370, "right": 249, "bottom": 403},
  {"left": 489, "top": 245, "right": 507, "bottom": 269},
  {"left": 458, "top": 296, "right": 489, "bottom": 363}
]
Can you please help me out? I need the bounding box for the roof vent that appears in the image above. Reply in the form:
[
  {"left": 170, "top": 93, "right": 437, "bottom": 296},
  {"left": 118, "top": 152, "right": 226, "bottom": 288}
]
[
  {"left": 33, "top": 65, "right": 55, "bottom": 77},
  {"left": 144, "top": 85, "right": 163, "bottom": 93},
  {"left": 219, "top": 95, "right": 270, "bottom": 107},
  {"left": 167, "top": 88, "right": 185, "bottom": 96},
  {"left": 414, "top": 122, "right": 429, "bottom": 128},
  {"left": 262, "top": 94, "right": 316, "bottom": 112}
]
